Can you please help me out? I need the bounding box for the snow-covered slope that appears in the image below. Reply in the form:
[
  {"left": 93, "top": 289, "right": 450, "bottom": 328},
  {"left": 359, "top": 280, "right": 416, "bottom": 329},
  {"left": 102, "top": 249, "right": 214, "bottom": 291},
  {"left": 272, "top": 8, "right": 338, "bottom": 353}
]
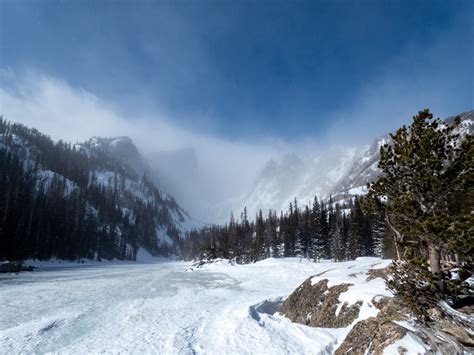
[
  {"left": 75, "top": 137, "right": 196, "bottom": 235},
  {"left": 0, "top": 133, "right": 80, "bottom": 196},
  {"left": 329, "top": 135, "right": 389, "bottom": 202},
  {"left": 230, "top": 147, "right": 363, "bottom": 218}
]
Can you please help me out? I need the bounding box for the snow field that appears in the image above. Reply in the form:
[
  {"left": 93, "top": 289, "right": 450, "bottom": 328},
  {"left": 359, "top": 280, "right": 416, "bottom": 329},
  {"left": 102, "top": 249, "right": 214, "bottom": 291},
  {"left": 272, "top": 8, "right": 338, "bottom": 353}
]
[{"left": 1, "top": 257, "right": 394, "bottom": 354}]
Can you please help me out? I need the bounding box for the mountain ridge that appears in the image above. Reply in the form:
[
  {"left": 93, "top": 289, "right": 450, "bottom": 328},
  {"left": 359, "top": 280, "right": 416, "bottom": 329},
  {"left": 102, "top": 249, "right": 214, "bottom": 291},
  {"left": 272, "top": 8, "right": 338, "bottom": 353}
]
[{"left": 227, "top": 109, "right": 474, "bottom": 219}]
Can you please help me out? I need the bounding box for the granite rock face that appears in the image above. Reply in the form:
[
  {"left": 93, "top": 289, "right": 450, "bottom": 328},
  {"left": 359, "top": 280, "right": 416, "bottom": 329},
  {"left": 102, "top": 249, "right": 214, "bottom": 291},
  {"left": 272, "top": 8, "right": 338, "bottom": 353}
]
[
  {"left": 279, "top": 278, "right": 362, "bottom": 328},
  {"left": 335, "top": 295, "right": 410, "bottom": 355},
  {"left": 334, "top": 316, "right": 407, "bottom": 355}
]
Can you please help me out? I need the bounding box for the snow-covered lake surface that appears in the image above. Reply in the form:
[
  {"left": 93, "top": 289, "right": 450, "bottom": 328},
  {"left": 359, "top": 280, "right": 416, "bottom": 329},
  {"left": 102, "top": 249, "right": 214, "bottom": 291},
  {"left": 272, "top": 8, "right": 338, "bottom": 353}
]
[{"left": 0, "top": 257, "right": 392, "bottom": 354}]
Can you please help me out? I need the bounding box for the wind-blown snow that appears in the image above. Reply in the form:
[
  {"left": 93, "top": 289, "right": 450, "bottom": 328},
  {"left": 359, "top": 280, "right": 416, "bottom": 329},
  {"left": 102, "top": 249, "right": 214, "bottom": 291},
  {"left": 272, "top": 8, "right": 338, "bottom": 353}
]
[{"left": 1, "top": 257, "right": 403, "bottom": 354}]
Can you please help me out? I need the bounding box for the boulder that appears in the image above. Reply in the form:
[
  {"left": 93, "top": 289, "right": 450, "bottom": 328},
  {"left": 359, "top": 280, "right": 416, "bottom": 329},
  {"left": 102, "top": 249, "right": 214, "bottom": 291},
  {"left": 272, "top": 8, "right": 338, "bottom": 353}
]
[
  {"left": 338, "top": 295, "right": 474, "bottom": 354},
  {"left": 0, "top": 261, "right": 35, "bottom": 273},
  {"left": 279, "top": 278, "right": 362, "bottom": 328},
  {"left": 0, "top": 261, "right": 22, "bottom": 273}
]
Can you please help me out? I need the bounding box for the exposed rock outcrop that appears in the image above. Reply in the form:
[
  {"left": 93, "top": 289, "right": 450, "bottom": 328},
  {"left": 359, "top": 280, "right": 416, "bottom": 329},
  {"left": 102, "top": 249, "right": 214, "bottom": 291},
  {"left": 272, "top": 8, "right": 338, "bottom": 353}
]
[
  {"left": 438, "top": 321, "right": 474, "bottom": 347},
  {"left": 335, "top": 295, "right": 411, "bottom": 354},
  {"left": 335, "top": 317, "right": 408, "bottom": 355},
  {"left": 336, "top": 294, "right": 474, "bottom": 354},
  {"left": 279, "top": 278, "right": 362, "bottom": 328},
  {"left": 366, "top": 266, "right": 390, "bottom": 282},
  {"left": 279, "top": 263, "right": 474, "bottom": 354}
]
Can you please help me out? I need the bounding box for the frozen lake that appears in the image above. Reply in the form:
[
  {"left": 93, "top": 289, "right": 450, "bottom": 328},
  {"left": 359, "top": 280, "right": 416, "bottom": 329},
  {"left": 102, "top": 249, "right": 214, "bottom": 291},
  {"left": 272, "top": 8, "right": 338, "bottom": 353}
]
[{"left": 0, "top": 258, "right": 391, "bottom": 354}]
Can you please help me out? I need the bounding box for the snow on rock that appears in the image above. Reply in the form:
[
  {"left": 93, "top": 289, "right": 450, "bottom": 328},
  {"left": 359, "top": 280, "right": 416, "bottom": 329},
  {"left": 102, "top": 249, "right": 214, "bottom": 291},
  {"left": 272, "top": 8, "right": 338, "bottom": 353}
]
[
  {"left": 306, "top": 257, "right": 392, "bottom": 324},
  {"left": 35, "top": 170, "right": 78, "bottom": 196},
  {"left": 279, "top": 278, "right": 362, "bottom": 328},
  {"left": 155, "top": 226, "right": 173, "bottom": 245},
  {"left": 383, "top": 332, "right": 429, "bottom": 354},
  {"left": 347, "top": 185, "right": 367, "bottom": 195}
]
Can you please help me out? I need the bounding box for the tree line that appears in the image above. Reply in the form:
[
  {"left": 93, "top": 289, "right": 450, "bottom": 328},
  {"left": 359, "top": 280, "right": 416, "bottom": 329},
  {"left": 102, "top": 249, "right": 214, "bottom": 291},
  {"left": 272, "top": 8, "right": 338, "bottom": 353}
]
[{"left": 181, "top": 196, "right": 393, "bottom": 263}]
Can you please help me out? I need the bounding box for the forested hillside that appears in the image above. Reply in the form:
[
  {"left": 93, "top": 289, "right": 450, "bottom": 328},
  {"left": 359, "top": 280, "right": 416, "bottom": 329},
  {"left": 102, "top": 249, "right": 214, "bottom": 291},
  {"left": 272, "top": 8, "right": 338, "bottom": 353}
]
[{"left": 0, "top": 118, "right": 189, "bottom": 261}]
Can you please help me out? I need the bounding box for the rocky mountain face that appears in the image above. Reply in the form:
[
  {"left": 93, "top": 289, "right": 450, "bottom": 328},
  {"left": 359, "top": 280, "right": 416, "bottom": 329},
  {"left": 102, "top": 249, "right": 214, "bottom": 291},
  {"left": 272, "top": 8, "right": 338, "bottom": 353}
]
[
  {"left": 232, "top": 147, "right": 363, "bottom": 218},
  {"left": 330, "top": 109, "right": 474, "bottom": 203},
  {"left": 76, "top": 136, "right": 150, "bottom": 178},
  {"left": 77, "top": 136, "right": 206, "bottom": 230},
  {"left": 329, "top": 135, "right": 388, "bottom": 203},
  {"left": 77, "top": 138, "right": 207, "bottom": 228},
  {"left": 77, "top": 136, "right": 203, "bottom": 234},
  {"left": 236, "top": 110, "right": 474, "bottom": 218}
]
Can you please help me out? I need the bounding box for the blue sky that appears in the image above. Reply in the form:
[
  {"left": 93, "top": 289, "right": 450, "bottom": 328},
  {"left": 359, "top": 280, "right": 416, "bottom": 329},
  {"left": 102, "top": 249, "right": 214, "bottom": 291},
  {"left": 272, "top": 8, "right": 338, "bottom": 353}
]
[{"left": 1, "top": 0, "right": 472, "bottom": 141}]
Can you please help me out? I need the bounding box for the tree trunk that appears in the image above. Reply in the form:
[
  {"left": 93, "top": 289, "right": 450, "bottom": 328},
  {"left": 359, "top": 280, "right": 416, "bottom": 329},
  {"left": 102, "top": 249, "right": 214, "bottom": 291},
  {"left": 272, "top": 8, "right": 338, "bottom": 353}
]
[
  {"left": 428, "top": 241, "right": 444, "bottom": 294},
  {"left": 385, "top": 216, "right": 401, "bottom": 260}
]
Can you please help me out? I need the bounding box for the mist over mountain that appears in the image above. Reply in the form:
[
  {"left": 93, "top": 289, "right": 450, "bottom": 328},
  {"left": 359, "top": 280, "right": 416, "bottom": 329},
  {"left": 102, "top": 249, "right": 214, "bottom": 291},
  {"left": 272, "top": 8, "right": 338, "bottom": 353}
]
[
  {"left": 104, "top": 109, "right": 472, "bottom": 224},
  {"left": 146, "top": 148, "right": 206, "bottom": 219},
  {"left": 221, "top": 147, "right": 361, "bottom": 221},
  {"left": 220, "top": 109, "right": 474, "bottom": 221},
  {"left": 330, "top": 110, "right": 474, "bottom": 201},
  {"left": 80, "top": 136, "right": 150, "bottom": 178}
]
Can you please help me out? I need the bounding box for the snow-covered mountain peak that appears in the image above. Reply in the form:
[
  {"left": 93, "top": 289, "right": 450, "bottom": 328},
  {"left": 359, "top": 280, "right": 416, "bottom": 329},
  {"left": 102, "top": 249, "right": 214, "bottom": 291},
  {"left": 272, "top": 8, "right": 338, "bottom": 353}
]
[
  {"left": 330, "top": 109, "right": 474, "bottom": 204},
  {"left": 76, "top": 135, "right": 150, "bottom": 179},
  {"left": 86, "top": 136, "right": 137, "bottom": 154},
  {"left": 230, "top": 110, "right": 473, "bottom": 219},
  {"left": 229, "top": 146, "right": 361, "bottom": 217}
]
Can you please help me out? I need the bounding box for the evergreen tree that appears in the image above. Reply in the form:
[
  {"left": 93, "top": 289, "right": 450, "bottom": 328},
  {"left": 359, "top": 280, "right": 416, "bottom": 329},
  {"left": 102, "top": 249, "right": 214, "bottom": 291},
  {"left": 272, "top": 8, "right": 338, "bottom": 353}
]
[
  {"left": 253, "top": 209, "right": 265, "bottom": 261},
  {"left": 300, "top": 205, "right": 312, "bottom": 258},
  {"left": 347, "top": 197, "right": 371, "bottom": 259},
  {"left": 362, "top": 109, "right": 473, "bottom": 317},
  {"left": 329, "top": 204, "right": 346, "bottom": 261},
  {"left": 314, "top": 203, "right": 329, "bottom": 261},
  {"left": 309, "top": 197, "right": 321, "bottom": 261}
]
